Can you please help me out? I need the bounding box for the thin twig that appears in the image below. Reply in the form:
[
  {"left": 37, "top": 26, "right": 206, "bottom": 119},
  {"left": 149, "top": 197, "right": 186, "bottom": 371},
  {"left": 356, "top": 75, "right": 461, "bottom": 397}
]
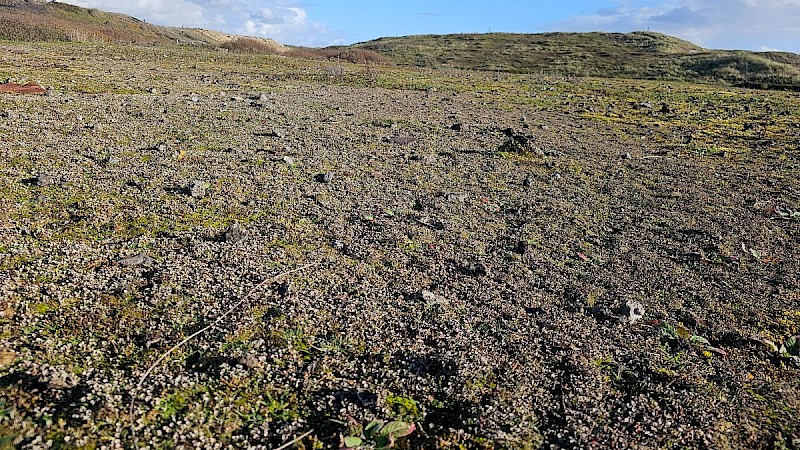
[
  {"left": 273, "top": 429, "right": 314, "bottom": 450},
  {"left": 129, "top": 262, "right": 321, "bottom": 445}
]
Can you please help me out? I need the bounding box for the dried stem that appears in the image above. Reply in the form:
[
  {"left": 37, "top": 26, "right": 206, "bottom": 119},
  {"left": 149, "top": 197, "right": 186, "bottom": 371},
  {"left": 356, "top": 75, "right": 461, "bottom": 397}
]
[{"left": 129, "top": 262, "right": 321, "bottom": 446}]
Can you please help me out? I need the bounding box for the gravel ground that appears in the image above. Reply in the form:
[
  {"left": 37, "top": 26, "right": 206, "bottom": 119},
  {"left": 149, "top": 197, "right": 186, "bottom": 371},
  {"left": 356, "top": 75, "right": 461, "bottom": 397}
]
[{"left": 1, "top": 42, "right": 799, "bottom": 449}]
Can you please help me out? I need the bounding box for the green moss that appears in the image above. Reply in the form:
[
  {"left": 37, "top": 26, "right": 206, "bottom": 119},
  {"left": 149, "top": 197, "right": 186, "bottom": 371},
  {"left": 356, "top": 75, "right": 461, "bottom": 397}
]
[{"left": 386, "top": 394, "right": 423, "bottom": 421}]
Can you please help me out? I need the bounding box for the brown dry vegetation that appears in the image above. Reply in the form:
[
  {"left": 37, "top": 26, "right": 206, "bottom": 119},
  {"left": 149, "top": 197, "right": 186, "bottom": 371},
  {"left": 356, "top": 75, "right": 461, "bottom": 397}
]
[{"left": 221, "top": 37, "right": 390, "bottom": 66}]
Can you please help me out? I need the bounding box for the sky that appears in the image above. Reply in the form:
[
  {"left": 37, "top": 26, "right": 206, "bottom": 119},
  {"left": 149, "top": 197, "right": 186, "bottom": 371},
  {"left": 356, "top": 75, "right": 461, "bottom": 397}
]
[{"left": 63, "top": 0, "right": 800, "bottom": 53}]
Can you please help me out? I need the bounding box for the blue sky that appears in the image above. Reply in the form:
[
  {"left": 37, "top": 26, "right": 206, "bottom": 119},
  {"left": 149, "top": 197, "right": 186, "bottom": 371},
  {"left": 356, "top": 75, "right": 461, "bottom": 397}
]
[{"left": 65, "top": 0, "right": 800, "bottom": 53}]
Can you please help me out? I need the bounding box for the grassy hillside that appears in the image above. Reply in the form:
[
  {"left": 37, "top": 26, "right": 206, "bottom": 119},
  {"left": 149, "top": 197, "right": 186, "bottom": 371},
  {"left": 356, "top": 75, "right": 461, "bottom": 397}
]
[
  {"left": 347, "top": 32, "right": 800, "bottom": 89},
  {"left": 0, "top": 0, "right": 286, "bottom": 50},
  {"left": 0, "top": 0, "right": 390, "bottom": 64}
]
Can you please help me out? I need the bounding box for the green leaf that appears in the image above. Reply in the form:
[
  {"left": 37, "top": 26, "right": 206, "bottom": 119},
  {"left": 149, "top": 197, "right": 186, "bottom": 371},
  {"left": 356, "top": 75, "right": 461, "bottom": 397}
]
[
  {"left": 364, "top": 419, "right": 384, "bottom": 437},
  {"left": 780, "top": 336, "right": 800, "bottom": 356},
  {"left": 662, "top": 322, "right": 679, "bottom": 340},
  {"left": 690, "top": 335, "right": 710, "bottom": 346},
  {"left": 374, "top": 435, "right": 390, "bottom": 448},
  {"left": 380, "top": 421, "right": 415, "bottom": 438},
  {"left": 343, "top": 436, "right": 363, "bottom": 448}
]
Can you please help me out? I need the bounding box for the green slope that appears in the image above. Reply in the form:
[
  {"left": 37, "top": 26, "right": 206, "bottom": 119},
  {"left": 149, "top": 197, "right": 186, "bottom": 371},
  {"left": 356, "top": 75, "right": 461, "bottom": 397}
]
[{"left": 347, "top": 32, "right": 800, "bottom": 89}]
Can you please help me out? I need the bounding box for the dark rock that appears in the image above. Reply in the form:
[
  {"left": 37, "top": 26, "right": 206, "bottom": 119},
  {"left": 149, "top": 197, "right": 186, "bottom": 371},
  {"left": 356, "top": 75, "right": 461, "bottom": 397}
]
[
  {"left": 255, "top": 128, "right": 284, "bottom": 138},
  {"left": 277, "top": 281, "right": 291, "bottom": 297},
  {"left": 660, "top": 103, "right": 671, "bottom": 114},
  {"left": 316, "top": 171, "right": 334, "bottom": 183},
  {"left": 523, "top": 177, "right": 533, "bottom": 188},
  {"left": 498, "top": 130, "right": 545, "bottom": 157},
  {"left": 449, "top": 123, "right": 463, "bottom": 132},
  {"left": 27, "top": 173, "right": 58, "bottom": 187},
  {"left": 457, "top": 261, "right": 488, "bottom": 277}
]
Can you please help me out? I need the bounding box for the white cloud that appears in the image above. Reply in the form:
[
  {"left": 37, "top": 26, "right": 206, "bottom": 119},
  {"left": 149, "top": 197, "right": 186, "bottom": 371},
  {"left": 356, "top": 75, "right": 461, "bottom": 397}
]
[
  {"left": 62, "top": 0, "right": 341, "bottom": 46},
  {"left": 553, "top": 0, "right": 800, "bottom": 52}
]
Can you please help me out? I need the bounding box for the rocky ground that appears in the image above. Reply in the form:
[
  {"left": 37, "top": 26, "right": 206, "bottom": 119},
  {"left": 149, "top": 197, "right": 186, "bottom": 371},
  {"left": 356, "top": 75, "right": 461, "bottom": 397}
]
[{"left": 1, "top": 42, "right": 799, "bottom": 449}]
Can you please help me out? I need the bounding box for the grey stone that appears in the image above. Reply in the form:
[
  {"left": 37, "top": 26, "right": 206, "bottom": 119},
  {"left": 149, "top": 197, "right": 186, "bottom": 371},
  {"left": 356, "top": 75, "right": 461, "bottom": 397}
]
[
  {"left": 190, "top": 180, "right": 209, "bottom": 198},
  {"left": 239, "top": 353, "right": 263, "bottom": 369},
  {"left": 34, "top": 173, "right": 58, "bottom": 187},
  {"left": 421, "top": 290, "right": 449, "bottom": 305},
  {"left": 446, "top": 193, "right": 468, "bottom": 202},
  {"left": 625, "top": 300, "right": 645, "bottom": 323},
  {"left": 223, "top": 223, "right": 245, "bottom": 243},
  {"left": 385, "top": 136, "right": 417, "bottom": 145},
  {"left": 117, "top": 253, "right": 153, "bottom": 267}
]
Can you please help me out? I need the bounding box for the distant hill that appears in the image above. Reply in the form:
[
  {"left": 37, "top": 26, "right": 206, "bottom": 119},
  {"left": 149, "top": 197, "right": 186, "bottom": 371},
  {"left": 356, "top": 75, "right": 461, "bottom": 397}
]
[
  {"left": 2, "top": 2, "right": 799, "bottom": 89},
  {"left": 0, "top": 0, "right": 287, "bottom": 51},
  {"left": 0, "top": 0, "right": 391, "bottom": 64},
  {"left": 345, "top": 32, "right": 800, "bottom": 90}
]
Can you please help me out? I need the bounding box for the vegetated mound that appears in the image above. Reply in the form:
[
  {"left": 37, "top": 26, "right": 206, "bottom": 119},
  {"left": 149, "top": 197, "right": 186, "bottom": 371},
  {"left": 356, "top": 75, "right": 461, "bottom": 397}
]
[
  {"left": 222, "top": 37, "right": 389, "bottom": 65},
  {"left": 686, "top": 51, "right": 800, "bottom": 90},
  {"left": 349, "top": 31, "right": 800, "bottom": 89},
  {"left": 0, "top": 0, "right": 286, "bottom": 50}
]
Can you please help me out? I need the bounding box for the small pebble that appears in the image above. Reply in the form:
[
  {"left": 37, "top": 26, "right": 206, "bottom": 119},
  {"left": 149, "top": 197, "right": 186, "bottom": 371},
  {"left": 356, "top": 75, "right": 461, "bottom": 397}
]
[{"left": 190, "top": 180, "right": 208, "bottom": 198}]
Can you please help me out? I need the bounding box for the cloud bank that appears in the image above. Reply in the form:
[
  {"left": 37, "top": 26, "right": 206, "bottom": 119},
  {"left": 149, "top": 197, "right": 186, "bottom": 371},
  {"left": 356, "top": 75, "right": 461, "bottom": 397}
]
[
  {"left": 556, "top": 0, "right": 800, "bottom": 52},
  {"left": 65, "top": 0, "right": 340, "bottom": 46}
]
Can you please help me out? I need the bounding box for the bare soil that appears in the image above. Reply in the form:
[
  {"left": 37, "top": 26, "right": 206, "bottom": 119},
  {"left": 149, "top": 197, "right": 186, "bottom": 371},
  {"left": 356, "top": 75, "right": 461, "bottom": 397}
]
[{"left": 1, "top": 42, "right": 799, "bottom": 449}]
